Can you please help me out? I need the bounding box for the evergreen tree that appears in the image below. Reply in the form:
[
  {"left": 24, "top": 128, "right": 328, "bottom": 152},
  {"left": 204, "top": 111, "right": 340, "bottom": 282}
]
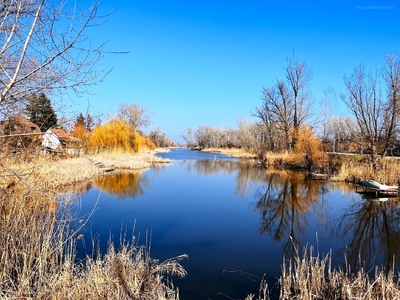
[
  {"left": 25, "top": 93, "right": 58, "bottom": 131},
  {"left": 85, "top": 113, "right": 95, "bottom": 132},
  {"left": 75, "top": 113, "right": 86, "bottom": 128}
]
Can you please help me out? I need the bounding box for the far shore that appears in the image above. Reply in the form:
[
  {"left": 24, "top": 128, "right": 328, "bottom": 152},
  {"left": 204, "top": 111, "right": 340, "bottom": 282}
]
[{"left": 200, "top": 147, "right": 259, "bottom": 159}]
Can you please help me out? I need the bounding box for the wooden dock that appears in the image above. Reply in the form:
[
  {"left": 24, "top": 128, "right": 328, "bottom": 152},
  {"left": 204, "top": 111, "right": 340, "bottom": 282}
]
[
  {"left": 86, "top": 157, "right": 115, "bottom": 173},
  {"left": 355, "top": 185, "right": 398, "bottom": 197}
]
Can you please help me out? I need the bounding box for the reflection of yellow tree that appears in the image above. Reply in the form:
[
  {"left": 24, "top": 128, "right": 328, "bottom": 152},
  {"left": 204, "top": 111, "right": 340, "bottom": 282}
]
[
  {"left": 253, "top": 170, "right": 326, "bottom": 257},
  {"left": 337, "top": 197, "right": 400, "bottom": 273},
  {"left": 94, "top": 171, "right": 147, "bottom": 199}
]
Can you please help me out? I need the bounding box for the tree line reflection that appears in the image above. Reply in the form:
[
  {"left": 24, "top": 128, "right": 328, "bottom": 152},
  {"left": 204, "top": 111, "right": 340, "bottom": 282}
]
[{"left": 84, "top": 159, "right": 400, "bottom": 273}]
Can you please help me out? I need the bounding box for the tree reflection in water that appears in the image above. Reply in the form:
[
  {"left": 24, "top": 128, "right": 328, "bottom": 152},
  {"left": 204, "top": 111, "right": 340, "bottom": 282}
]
[
  {"left": 253, "top": 169, "right": 327, "bottom": 258},
  {"left": 94, "top": 171, "right": 150, "bottom": 199},
  {"left": 90, "top": 158, "right": 400, "bottom": 277},
  {"left": 337, "top": 195, "right": 400, "bottom": 273},
  {"left": 252, "top": 167, "right": 400, "bottom": 274}
]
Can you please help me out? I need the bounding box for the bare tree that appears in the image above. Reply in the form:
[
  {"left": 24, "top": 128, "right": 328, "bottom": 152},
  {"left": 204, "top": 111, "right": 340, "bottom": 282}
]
[
  {"left": 342, "top": 56, "right": 400, "bottom": 168},
  {"left": 314, "top": 87, "right": 338, "bottom": 143},
  {"left": 117, "top": 103, "right": 153, "bottom": 132},
  {"left": 382, "top": 54, "right": 400, "bottom": 156},
  {"left": 326, "top": 116, "right": 358, "bottom": 152},
  {"left": 342, "top": 65, "right": 385, "bottom": 171},
  {"left": 181, "top": 127, "right": 196, "bottom": 148},
  {"left": 255, "top": 81, "right": 293, "bottom": 150},
  {"left": 255, "top": 57, "right": 312, "bottom": 151},
  {"left": 285, "top": 55, "right": 313, "bottom": 130},
  {"left": 0, "top": 0, "right": 110, "bottom": 118},
  {"left": 149, "top": 127, "right": 168, "bottom": 148}
]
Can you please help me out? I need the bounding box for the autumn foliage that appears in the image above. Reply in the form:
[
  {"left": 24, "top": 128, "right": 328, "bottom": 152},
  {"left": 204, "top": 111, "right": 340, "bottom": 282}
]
[
  {"left": 293, "top": 124, "right": 326, "bottom": 170},
  {"left": 89, "top": 118, "right": 155, "bottom": 153}
]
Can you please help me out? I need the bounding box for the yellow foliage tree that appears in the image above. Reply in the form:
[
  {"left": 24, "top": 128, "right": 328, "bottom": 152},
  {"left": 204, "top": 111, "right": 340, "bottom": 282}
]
[
  {"left": 293, "top": 124, "right": 325, "bottom": 170},
  {"left": 89, "top": 118, "right": 155, "bottom": 153},
  {"left": 70, "top": 123, "right": 91, "bottom": 150}
]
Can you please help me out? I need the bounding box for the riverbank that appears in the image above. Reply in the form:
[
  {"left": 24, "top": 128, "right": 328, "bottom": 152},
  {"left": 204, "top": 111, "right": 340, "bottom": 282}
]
[
  {"left": 1, "top": 149, "right": 171, "bottom": 190},
  {"left": 202, "top": 147, "right": 259, "bottom": 159},
  {"left": 0, "top": 148, "right": 187, "bottom": 300},
  {"left": 203, "top": 147, "right": 400, "bottom": 185}
]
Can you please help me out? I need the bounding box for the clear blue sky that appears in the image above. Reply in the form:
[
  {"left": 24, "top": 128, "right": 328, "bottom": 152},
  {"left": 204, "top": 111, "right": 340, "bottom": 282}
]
[{"left": 71, "top": 0, "right": 400, "bottom": 143}]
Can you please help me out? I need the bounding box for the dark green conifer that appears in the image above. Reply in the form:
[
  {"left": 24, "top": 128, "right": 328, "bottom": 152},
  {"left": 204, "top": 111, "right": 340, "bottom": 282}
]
[{"left": 25, "top": 93, "right": 58, "bottom": 131}]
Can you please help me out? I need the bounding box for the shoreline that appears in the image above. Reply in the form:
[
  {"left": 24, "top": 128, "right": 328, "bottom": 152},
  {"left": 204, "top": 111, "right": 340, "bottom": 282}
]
[
  {"left": 200, "top": 147, "right": 259, "bottom": 159},
  {"left": 1, "top": 149, "right": 171, "bottom": 190}
]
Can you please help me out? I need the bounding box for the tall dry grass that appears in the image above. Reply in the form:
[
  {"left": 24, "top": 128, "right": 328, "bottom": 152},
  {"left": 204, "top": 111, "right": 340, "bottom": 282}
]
[
  {"left": 278, "top": 246, "right": 400, "bottom": 300},
  {"left": 247, "top": 245, "right": 400, "bottom": 300},
  {"left": 330, "top": 156, "right": 400, "bottom": 185},
  {"left": 0, "top": 147, "right": 185, "bottom": 299},
  {"left": 0, "top": 180, "right": 186, "bottom": 299}
]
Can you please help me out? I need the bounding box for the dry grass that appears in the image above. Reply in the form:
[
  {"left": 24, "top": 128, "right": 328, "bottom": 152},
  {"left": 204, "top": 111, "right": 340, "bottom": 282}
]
[
  {"left": 330, "top": 156, "right": 400, "bottom": 185},
  {"left": 0, "top": 182, "right": 186, "bottom": 300},
  {"left": 0, "top": 149, "right": 171, "bottom": 190},
  {"left": 0, "top": 194, "right": 186, "bottom": 300},
  {"left": 247, "top": 246, "right": 400, "bottom": 300},
  {"left": 0, "top": 148, "right": 186, "bottom": 299},
  {"left": 203, "top": 147, "right": 259, "bottom": 159},
  {"left": 211, "top": 147, "right": 400, "bottom": 185},
  {"left": 277, "top": 246, "right": 400, "bottom": 300}
]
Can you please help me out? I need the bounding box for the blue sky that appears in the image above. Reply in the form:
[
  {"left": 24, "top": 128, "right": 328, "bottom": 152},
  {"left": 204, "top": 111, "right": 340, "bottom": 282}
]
[{"left": 71, "top": 0, "right": 400, "bottom": 142}]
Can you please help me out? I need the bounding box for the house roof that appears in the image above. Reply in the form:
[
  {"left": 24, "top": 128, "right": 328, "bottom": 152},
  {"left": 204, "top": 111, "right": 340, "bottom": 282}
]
[
  {"left": 0, "top": 114, "right": 41, "bottom": 134},
  {"left": 50, "top": 128, "right": 71, "bottom": 141}
]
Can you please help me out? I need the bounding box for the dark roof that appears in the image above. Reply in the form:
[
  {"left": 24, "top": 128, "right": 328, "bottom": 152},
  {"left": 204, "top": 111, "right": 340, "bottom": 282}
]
[
  {"left": 0, "top": 114, "right": 41, "bottom": 134},
  {"left": 50, "top": 128, "right": 71, "bottom": 140}
]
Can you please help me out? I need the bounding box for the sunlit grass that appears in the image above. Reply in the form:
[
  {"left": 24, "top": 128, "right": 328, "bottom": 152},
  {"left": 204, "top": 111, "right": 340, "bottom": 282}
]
[{"left": 0, "top": 147, "right": 185, "bottom": 299}]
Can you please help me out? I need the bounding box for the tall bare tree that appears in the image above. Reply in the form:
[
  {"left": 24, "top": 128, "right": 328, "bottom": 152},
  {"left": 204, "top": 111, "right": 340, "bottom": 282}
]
[
  {"left": 255, "top": 81, "right": 293, "bottom": 150},
  {"left": 343, "top": 65, "right": 381, "bottom": 170},
  {"left": 285, "top": 55, "right": 313, "bottom": 131},
  {"left": 255, "top": 56, "right": 312, "bottom": 151},
  {"left": 342, "top": 56, "right": 400, "bottom": 171},
  {"left": 382, "top": 54, "right": 400, "bottom": 156},
  {"left": 0, "top": 0, "right": 109, "bottom": 118}
]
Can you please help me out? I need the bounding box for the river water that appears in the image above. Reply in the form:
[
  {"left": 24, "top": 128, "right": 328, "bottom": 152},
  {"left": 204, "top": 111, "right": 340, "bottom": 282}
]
[{"left": 75, "top": 148, "right": 400, "bottom": 299}]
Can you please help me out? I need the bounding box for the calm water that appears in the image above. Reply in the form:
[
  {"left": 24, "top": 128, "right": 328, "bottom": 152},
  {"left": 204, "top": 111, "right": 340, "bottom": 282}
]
[{"left": 75, "top": 148, "right": 400, "bottom": 299}]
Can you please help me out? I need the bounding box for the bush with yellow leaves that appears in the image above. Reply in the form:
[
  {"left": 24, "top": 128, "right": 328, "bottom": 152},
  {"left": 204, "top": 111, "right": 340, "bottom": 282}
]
[{"left": 89, "top": 118, "right": 155, "bottom": 153}]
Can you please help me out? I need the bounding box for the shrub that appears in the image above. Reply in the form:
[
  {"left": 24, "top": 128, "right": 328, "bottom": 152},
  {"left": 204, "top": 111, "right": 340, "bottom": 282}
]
[
  {"left": 89, "top": 118, "right": 156, "bottom": 153},
  {"left": 293, "top": 124, "right": 326, "bottom": 171}
]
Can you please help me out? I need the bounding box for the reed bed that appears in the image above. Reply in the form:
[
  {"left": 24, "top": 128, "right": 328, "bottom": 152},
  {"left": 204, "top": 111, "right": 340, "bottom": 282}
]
[
  {"left": 0, "top": 149, "right": 171, "bottom": 190},
  {"left": 330, "top": 156, "right": 400, "bottom": 185},
  {"left": 0, "top": 148, "right": 186, "bottom": 299},
  {"left": 247, "top": 246, "right": 400, "bottom": 300},
  {"left": 278, "top": 246, "right": 400, "bottom": 300},
  {"left": 0, "top": 180, "right": 186, "bottom": 299},
  {"left": 203, "top": 147, "right": 259, "bottom": 159}
]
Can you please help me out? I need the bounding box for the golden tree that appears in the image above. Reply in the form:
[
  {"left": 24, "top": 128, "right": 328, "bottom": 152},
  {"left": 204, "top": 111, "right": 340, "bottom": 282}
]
[
  {"left": 89, "top": 118, "right": 155, "bottom": 153},
  {"left": 293, "top": 124, "right": 325, "bottom": 170}
]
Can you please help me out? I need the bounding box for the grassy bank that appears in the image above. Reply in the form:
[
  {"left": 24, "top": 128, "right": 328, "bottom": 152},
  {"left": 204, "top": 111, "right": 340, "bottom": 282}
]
[
  {"left": 0, "top": 149, "right": 171, "bottom": 190},
  {"left": 0, "top": 148, "right": 188, "bottom": 299},
  {"left": 205, "top": 147, "right": 400, "bottom": 185},
  {"left": 203, "top": 147, "right": 259, "bottom": 159}
]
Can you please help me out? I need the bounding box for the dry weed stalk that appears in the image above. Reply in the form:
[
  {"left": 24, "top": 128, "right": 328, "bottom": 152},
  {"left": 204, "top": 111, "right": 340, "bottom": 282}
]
[
  {"left": 278, "top": 246, "right": 400, "bottom": 300},
  {"left": 0, "top": 147, "right": 185, "bottom": 299}
]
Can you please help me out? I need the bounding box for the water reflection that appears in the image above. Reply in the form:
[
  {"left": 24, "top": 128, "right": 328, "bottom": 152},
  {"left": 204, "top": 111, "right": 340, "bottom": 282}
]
[
  {"left": 337, "top": 194, "right": 400, "bottom": 272},
  {"left": 78, "top": 151, "right": 400, "bottom": 297},
  {"left": 94, "top": 171, "right": 149, "bottom": 199},
  {"left": 253, "top": 170, "right": 327, "bottom": 257},
  {"left": 181, "top": 160, "right": 267, "bottom": 198},
  {"left": 252, "top": 168, "right": 400, "bottom": 273}
]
